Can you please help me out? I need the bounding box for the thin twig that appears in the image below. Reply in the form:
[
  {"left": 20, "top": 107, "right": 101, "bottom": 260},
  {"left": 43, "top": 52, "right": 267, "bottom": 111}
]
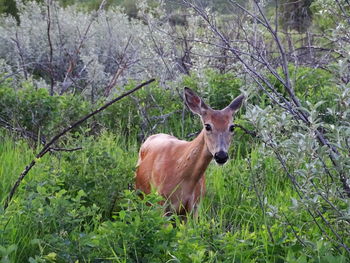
[
  {"left": 281, "top": 211, "right": 308, "bottom": 248},
  {"left": 0, "top": 117, "right": 46, "bottom": 145},
  {"left": 234, "top": 124, "right": 257, "bottom": 137},
  {"left": 49, "top": 147, "right": 82, "bottom": 152},
  {"left": 47, "top": 0, "right": 54, "bottom": 95},
  {"left": 104, "top": 36, "right": 133, "bottom": 97}
]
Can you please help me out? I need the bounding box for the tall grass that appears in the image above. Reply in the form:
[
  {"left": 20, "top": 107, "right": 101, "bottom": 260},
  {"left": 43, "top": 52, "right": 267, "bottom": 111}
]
[
  {"left": 0, "top": 130, "right": 348, "bottom": 262},
  {"left": 0, "top": 133, "right": 34, "bottom": 204}
]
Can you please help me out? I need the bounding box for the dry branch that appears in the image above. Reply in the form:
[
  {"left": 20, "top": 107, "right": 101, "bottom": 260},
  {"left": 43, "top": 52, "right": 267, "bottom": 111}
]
[
  {"left": 0, "top": 117, "right": 47, "bottom": 145},
  {"left": 47, "top": 0, "right": 54, "bottom": 96}
]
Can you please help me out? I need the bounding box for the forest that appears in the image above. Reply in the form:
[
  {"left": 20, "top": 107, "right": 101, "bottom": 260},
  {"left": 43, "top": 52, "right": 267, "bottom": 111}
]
[{"left": 0, "top": 0, "right": 349, "bottom": 262}]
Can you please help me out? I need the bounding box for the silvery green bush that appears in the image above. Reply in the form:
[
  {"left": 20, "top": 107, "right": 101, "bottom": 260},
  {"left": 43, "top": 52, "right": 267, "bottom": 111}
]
[
  {"left": 0, "top": 1, "right": 179, "bottom": 98},
  {"left": 0, "top": 1, "right": 246, "bottom": 100}
]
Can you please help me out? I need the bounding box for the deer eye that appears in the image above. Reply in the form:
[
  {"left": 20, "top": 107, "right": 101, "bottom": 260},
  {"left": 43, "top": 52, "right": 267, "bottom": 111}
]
[
  {"left": 205, "top": 124, "right": 212, "bottom": 131},
  {"left": 229, "top": 124, "right": 235, "bottom": 132}
]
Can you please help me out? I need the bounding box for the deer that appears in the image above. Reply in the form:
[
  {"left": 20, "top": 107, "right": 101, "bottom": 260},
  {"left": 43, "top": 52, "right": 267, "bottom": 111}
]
[{"left": 135, "top": 87, "right": 244, "bottom": 217}]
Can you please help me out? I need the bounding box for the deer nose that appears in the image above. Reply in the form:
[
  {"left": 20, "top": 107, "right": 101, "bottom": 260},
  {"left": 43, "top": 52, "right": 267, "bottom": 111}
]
[{"left": 214, "top": 151, "right": 228, "bottom": 164}]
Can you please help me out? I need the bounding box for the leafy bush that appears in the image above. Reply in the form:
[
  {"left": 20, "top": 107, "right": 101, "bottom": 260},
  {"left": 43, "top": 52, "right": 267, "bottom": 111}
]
[
  {"left": 100, "top": 81, "right": 184, "bottom": 139},
  {"left": 268, "top": 65, "right": 336, "bottom": 115},
  {"left": 55, "top": 132, "right": 138, "bottom": 215},
  {"left": 0, "top": 1, "right": 180, "bottom": 97},
  {"left": 182, "top": 70, "right": 243, "bottom": 110},
  {"left": 0, "top": 81, "right": 90, "bottom": 139},
  {"left": 0, "top": 71, "right": 247, "bottom": 143},
  {"left": 87, "top": 190, "right": 176, "bottom": 262}
]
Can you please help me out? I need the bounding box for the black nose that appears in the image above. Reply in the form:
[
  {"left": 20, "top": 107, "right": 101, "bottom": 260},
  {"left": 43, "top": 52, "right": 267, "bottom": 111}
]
[{"left": 214, "top": 151, "right": 228, "bottom": 164}]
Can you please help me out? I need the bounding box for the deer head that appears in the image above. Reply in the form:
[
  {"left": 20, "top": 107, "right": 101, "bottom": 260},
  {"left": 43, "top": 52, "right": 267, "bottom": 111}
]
[{"left": 184, "top": 87, "right": 244, "bottom": 165}]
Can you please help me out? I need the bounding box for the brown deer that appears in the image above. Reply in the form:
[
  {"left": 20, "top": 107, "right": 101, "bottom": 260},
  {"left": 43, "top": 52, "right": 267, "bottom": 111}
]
[{"left": 135, "top": 87, "right": 244, "bottom": 216}]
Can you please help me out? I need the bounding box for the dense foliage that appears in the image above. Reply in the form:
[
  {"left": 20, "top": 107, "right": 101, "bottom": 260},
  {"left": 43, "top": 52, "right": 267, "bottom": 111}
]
[
  {"left": 1, "top": 0, "right": 350, "bottom": 262},
  {"left": 1, "top": 129, "right": 348, "bottom": 262}
]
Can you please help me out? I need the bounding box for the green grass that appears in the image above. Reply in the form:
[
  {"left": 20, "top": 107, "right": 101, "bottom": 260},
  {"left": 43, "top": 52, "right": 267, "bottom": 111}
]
[
  {"left": 0, "top": 130, "right": 348, "bottom": 262},
  {"left": 0, "top": 134, "right": 34, "bottom": 204}
]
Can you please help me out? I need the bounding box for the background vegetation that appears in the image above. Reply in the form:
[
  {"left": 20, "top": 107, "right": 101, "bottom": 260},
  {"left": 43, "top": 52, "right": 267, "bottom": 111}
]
[{"left": 0, "top": 0, "right": 349, "bottom": 262}]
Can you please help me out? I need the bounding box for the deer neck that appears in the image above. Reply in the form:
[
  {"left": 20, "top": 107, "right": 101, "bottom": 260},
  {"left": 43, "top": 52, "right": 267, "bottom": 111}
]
[{"left": 181, "top": 129, "right": 213, "bottom": 183}]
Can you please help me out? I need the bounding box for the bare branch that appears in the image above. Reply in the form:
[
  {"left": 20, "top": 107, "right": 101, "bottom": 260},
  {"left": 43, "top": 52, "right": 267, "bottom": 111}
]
[
  {"left": 47, "top": 0, "right": 54, "bottom": 95},
  {"left": 234, "top": 124, "right": 257, "bottom": 137},
  {"left": 104, "top": 36, "right": 133, "bottom": 97},
  {"left": 0, "top": 117, "right": 46, "bottom": 145},
  {"left": 12, "top": 32, "right": 28, "bottom": 80}
]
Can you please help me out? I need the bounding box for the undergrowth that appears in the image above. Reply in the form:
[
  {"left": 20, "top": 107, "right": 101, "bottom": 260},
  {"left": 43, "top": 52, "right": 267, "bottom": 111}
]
[
  {"left": 0, "top": 66, "right": 348, "bottom": 262},
  {"left": 1, "top": 130, "right": 348, "bottom": 262}
]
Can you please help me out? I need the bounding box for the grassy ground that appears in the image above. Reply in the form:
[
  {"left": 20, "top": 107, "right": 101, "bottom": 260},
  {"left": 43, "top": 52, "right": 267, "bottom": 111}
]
[{"left": 0, "top": 130, "right": 348, "bottom": 262}]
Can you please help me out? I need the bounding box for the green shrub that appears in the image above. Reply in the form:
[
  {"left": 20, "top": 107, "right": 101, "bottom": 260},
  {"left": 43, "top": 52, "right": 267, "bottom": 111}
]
[
  {"left": 0, "top": 72, "right": 246, "bottom": 144},
  {"left": 182, "top": 70, "right": 243, "bottom": 110},
  {"left": 268, "top": 65, "right": 336, "bottom": 116},
  {"left": 0, "top": 81, "right": 91, "bottom": 139},
  {"left": 100, "top": 81, "right": 183, "bottom": 138},
  {"left": 55, "top": 132, "right": 138, "bottom": 216},
  {"left": 87, "top": 190, "right": 176, "bottom": 262}
]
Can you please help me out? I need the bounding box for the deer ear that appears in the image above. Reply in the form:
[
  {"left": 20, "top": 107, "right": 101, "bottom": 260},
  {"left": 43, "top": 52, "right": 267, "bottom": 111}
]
[
  {"left": 184, "top": 87, "right": 208, "bottom": 115},
  {"left": 225, "top": 94, "right": 245, "bottom": 113}
]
